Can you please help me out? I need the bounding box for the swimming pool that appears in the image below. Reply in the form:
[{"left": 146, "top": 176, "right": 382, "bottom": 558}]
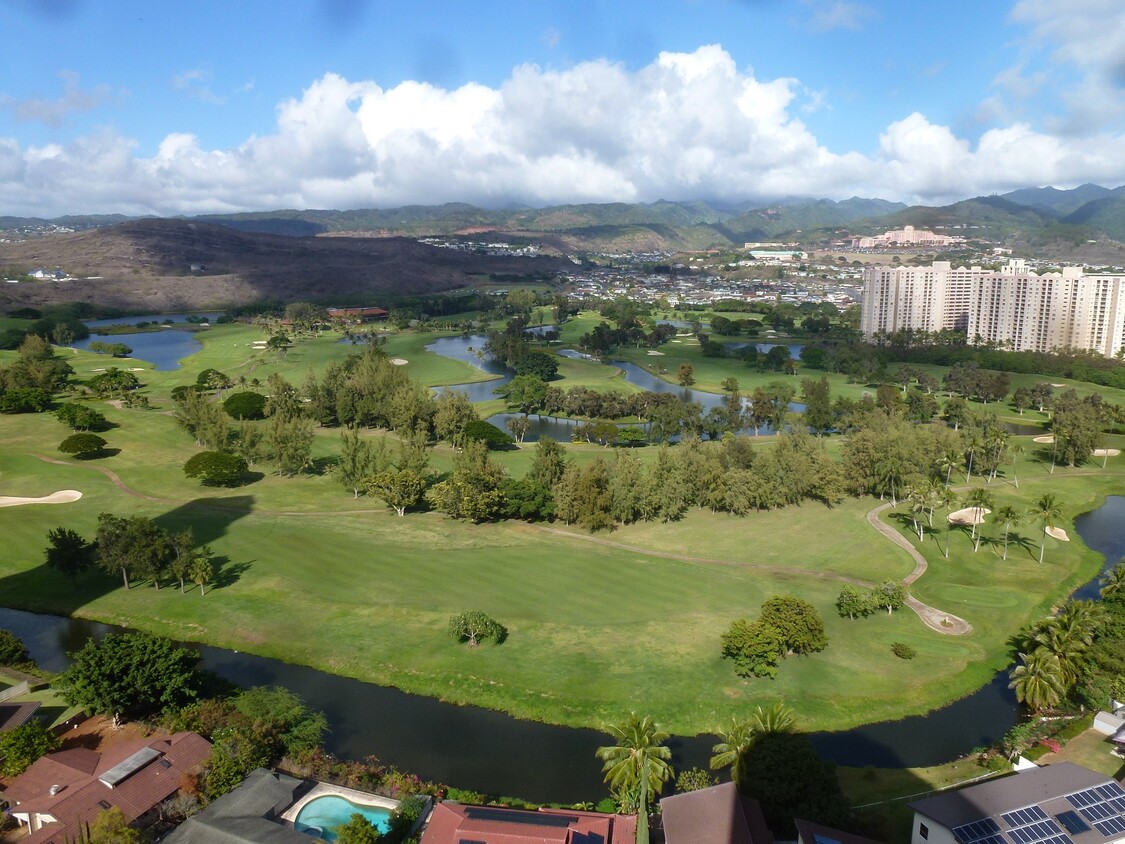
[{"left": 294, "top": 795, "right": 392, "bottom": 840}]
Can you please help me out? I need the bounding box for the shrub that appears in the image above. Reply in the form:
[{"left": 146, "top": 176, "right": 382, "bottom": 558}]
[
  {"left": 461, "top": 419, "right": 515, "bottom": 450},
  {"left": 0, "top": 387, "right": 52, "bottom": 413},
  {"left": 0, "top": 721, "right": 61, "bottom": 776},
  {"left": 223, "top": 391, "right": 267, "bottom": 420},
  {"left": 891, "top": 642, "right": 917, "bottom": 660},
  {"left": 58, "top": 432, "right": 108, "bottom": 457},
  {"left": 0, "top": 629, "right": 30, "bottom": 665},
  {"left": 448, "top": 611, "right": 507, "bottom": 646},
  {"left": 55, "top": 402, "right": 107, "bottom": 431},
  {"left": 676, "top": 767, "right": 718, "bottom": 793},
  {"left": 184, "top": 451, "right": 248, "bottom": 486}
]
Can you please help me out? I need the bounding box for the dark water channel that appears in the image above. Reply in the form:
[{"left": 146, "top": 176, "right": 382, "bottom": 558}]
[{"left": 3, "top": 498, "right": 1121, "bottom": 802}]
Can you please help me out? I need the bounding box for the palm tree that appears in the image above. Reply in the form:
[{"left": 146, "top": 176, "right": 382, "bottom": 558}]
[
  {"left": 1100, "top": 560, "right": 1125, "bottom": 599},
  {"left": 1009, "top": 650, "right": 1065, "bottom": 712},
  {"left": 963, "top": 488, "right": 994, "bottom": 550},
  {"left": 964, "top": 431, "right": 983, "bottom": 482},
  {"left": 596, "top": 714, "right": 673, "bottom": 844},
  {"left": 994, "top": 505, "right": 1021, "bottom": 560},
  {"left": 938, "top": 449, "right": 960, "bottom": 488},
  {"left": 1030, "top": 493, "right": 1062, "bottom": 564},
  {"left": 905, "top": 484, "right": 927, "bottom": 541},
  {"left": 1007, "top": 442, "right": 1025, "bottom": 489},
  {"left": 710, "top": 703, "right": 796, "bottom": 788},
  {"left": 710, "top": 720, "right": 755, "bottom": 788}
]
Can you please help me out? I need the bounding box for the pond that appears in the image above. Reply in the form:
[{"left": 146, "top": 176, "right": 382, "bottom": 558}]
[
  {"left": 74, "top": 312, "right": 226, "bottom": 372},
  {"left": 3, "top": 496, "right": 1120, "bottom": 803}
]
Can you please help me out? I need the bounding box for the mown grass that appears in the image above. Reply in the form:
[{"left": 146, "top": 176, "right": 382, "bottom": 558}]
[{"left": 0, "top": 321, "right": 1120, "bottom": 737}]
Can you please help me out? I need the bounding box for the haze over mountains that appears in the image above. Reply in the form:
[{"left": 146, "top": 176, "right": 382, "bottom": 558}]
[
  {"left": 2, "top": 184, "right": 1124, "bottom": 312},
  {"left": 4, "top": 184, "right": 1124, "bottom": 248}
]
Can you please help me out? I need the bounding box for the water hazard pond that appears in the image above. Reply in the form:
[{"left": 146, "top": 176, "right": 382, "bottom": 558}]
[{"left": 2, "top": 496, "right": 1121, "bottom": 802}]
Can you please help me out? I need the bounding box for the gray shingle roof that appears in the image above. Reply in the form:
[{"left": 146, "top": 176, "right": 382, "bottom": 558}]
[{"left": 164, "top": 769, "right": 312, "bottom": 844}]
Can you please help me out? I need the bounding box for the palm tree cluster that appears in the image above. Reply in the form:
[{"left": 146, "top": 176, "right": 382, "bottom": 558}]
[
  {"left": 1008, "top": 600, "right": 1102, "bottom": 712},
  {"left": 709, "top": 703, "right": 797, "bottom": 788}
]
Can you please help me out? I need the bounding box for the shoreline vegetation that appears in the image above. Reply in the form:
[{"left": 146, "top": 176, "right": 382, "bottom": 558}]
[{"left": 0, "top": 307, "right": 1123, "bottom": 739}]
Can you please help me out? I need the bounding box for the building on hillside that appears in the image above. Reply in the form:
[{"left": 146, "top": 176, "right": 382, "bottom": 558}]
[
  {"left": 907, "top": 762, "right": 1125, "bottom": 844},
  {"left": 420, "top": 801, "right": 635, "bottom": 844},
  {"left": 3, "top": 731, "right": 211, "bottom": 844},
  {"left": 0, "top": 701, "right": 40, "bottom": 734},
  {"left": 326, "top": 306, "right": 389, "bottom": 322},
  {"left": 860, "top": 259, "right": 1125, "bottom": 357},
  {"left": 850, "top": 226, "right": 963, "bottom": 249}
]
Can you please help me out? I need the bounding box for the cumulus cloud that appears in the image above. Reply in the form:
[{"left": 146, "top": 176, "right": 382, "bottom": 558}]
[
  {"left": 0, "top": 70, "right": 113, "bottom": 127},
  {"left": 0, "top": 44, "right": 1123, "bottom": 217}
]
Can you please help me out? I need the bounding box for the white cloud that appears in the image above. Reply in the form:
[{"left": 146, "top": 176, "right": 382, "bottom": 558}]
[
  {"left": 173, "top": 68, "right": 225, "bottom": 105},
  {"left": 0, "top": 71, "right": 113, "bottom": 127},
  {"left": 1004, "top": 0, "right": 1125, "bottom": 133},
  {"left": 0, "top": 44, "right": 1123, "bottom": 217}
]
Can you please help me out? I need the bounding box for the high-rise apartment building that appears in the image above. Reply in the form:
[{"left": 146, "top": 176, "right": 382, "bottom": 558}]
[{"left": 861, "top": 260, "right": 1125, "bottom": 357}]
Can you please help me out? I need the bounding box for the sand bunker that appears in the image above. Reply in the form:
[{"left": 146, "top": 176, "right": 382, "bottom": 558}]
[
  {"left": 646, "top": 351, "right": 665, "bottom": 356},
  {"left": 1093, "top": 448, "right": 1121, "bottom": 457},
  {"left": 390, "top": 358, "right": 409, "bottom": 366},
  {"left": 1051, "top": 383, "right": 1066, "bottom": 387},
  {"left": 128, "top": 368, "right": 144, "bottom": 371},
  {"left": 948, "top": 506, "right": 991, "bottom": 525},
  {"left": 1034, "top": 435, "right": 1055, "bottom": 444},
  {"left": 1045, "top": 526, "right": 1070, "bottom": 541},
  {"left": 0, "top": 490, "right": 83, "bottom": 508}
]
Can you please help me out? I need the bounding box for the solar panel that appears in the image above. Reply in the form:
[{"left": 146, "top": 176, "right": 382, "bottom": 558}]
[
  {"left": 1007, "top": 821, "right": 1062, "bottom": 844},
  {"left": 1096, "top": 783, "right": 1125, "bottom": 799},
  {"left": 1055, "top": 811, "right": 1090, "bottom": 834},
  {"left": 1080, "top": 803, "right": 1115, "bottom": 822},
  {"left": 954, "top": 818, "right": 1003, "bottom": 843},
  {"left": 98, "top": 746, "right": 162, "bottom": 788},
  {"left": 1092, "top": 817, "right": 1125, "bottom": 837},
  {"left": 1002, "top": 807, "right": 1049, "bottom": 828}
]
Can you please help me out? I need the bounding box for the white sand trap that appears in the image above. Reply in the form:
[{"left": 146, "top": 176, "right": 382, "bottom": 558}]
[
  {"left": 1093, "top": 448, "right": 1121, "bottom": 457},
  {"left": 1034, "top": 435, "right": 1055, "bottom": 444},
  {"left": 128, "top": 368, "right": 144, "bottom": 371},
  {"left": 1045, "top": 526, "right": 1070, "bottom": 541},
  {"left": 671, "top": 340, "right": 683, "bottom": 343},
  {"left": 390, "top": 358, "right": 409, "bottom": 365},
  {"left": 0, "top": 490, "right": 83, "bottom": 508},
  {"left": 948, "top": 506, "right": 991, "bottom": 525},
  {"left": 646, "top": 350, "right": 665, "bottom": 356},
  {"left": 91, "top": 367, "right": 106, "bottom": 372},
  {"left": 1051, "top": 383, "right": 1066, "bottom": 387}
]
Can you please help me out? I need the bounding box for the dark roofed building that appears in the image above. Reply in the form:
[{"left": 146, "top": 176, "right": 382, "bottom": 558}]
[
  {"left": 4, "top": 731, "right": 211, "bottom": 844},
  {"left": 327, "top": 306, "right": 389, "bottom": 322},
  {"left": 164, "top": 768, "right": 314, "bottom": 843},
  {"left": 420, "top": 801, "right": 635, "bottom": 844},
  {"left": 659, "top": 781, "right": 774, "bottom": 844},
  {"left": 908, "top": 763, "right": 1125, "bottom": 844}
]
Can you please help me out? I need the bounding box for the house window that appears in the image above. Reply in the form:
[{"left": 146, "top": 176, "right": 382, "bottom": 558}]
[{"left": 920, "top": 823, "right": 929, "bottom": 840}]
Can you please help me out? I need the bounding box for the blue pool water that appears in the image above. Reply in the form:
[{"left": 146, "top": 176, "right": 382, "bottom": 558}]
[{"left": 294, "top": 795, "right": 392, "bottom": 840}]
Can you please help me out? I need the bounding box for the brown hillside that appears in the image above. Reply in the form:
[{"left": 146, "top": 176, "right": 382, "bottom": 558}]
[{"left": 0, "top": 219, "right": 568, "bottom": 310}]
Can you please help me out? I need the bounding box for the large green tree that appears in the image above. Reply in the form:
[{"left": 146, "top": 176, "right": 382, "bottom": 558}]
[
  {"left": 57, "top": 633, "right": 201, "bottom": 726},
  {"left": 0, "top": 720, "right": 60, "bottom": 776},
  {"left": 759, "top": 596, "right": 828, "bottom": 654},
  {"left": 44, "top": 526, "right": 95, "bottom": 586}
]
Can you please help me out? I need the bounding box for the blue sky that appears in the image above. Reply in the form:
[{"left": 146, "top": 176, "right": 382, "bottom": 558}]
[{"left": 1, "top": 0, "right": 1123, "bottom": 216}]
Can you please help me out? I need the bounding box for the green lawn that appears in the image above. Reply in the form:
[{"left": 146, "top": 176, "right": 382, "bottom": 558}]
[{"left": 0, "top": 321, "right": 1120, "bottom": 737}]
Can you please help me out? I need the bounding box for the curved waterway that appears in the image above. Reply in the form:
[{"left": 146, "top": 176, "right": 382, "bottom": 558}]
[
  {"left": 426, "top": 334, "right": 804, "bottom": 440},
  {"left": 3, "top": 498, "right": 1121, "bottom": 802},
  {"left": 74, "top": 312, "right": 225, "bottom": 372}
]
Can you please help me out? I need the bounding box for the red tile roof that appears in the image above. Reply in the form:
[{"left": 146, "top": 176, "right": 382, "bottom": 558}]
[
  {"left": 2, "top": 731, "right": 211, "bottom": 844},
  {"left": 421, "top": 802, "right": 636, "bottom": 844}
]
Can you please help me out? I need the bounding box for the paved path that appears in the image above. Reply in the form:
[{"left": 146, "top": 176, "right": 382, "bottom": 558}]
[{"left": 867, "top": 502, "right": 973, "bottom": 635}]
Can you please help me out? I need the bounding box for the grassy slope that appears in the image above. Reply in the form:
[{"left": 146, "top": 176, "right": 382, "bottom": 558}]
[{"left": 0, "top": 324, "right": 1119, "bottom": 736}]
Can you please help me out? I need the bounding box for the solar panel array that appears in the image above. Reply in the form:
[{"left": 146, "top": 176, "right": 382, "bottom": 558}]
[
  {"left": 1065, "top": 782, "right": 1125, "bottom": 838},
  {"left": 999, "top": 805, "right": 1069, "bottom": 844},
  {"left": 1003, "top": 807, "right": 1049, "bottom": 828},
  {"left": 954, "top": 817, "right": 1006, "bottom": 844}
]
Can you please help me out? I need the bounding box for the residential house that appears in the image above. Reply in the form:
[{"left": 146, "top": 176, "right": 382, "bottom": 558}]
[
  {"left": 2, "top": 731, "right": 211, "bottom": 844},
  {"left": 659, "top": 781, "right": 773, "bottom": 844},
  {"left": 420, "top": 801, "right": 636, "bottom": 844},
  {"left": 908, "top": 763, "right": 1125, "bottom": 844},
  {"left": 164, "top": 768, "right": 315, "bottom": 843}
]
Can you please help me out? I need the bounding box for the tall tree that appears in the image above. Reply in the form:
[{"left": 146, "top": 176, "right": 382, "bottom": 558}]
[
  {"left": 1030, "top": 493, "right": 1062, "bottom": 565},
  {"left": 335, "top": 426, "right": 374, "bottom": 498},
  {"left": 994, "top": 505, "right": 1021, "bottom": 560},
  {"left": 596, "top": 714, "right": 673, "bottom": 844},
  {"left": 44, "top": 526, "right": 95, "bottom": 586}
]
